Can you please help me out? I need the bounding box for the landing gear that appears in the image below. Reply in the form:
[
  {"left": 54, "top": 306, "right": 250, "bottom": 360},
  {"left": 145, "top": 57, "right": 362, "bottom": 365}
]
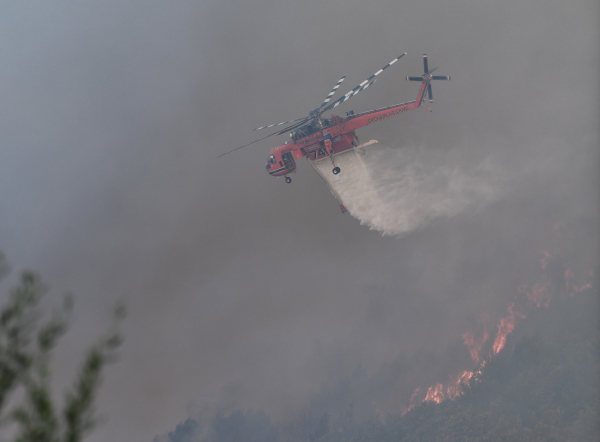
[
  {"left": 285, "top": 176, "right": 292, "bottom": 184},
  {"left": 332, "top": 167, "right": 341, "bottom": 175}
]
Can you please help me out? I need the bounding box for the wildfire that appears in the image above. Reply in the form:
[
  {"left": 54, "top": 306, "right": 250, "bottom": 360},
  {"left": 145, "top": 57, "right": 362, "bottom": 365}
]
[
  {"left": 461, "top": 311, "right": 490, "bottom": 363},
  {"left": 402, "top": 370, "right": 476, "bottom": 411},
  {"left": 462, "top": 329, "right": 488, "bottom": 363},
  {"left": 424, "top": 383, "right": 444, "bottom": 404},
  {"left": 492, "top": 302, "right": 526, "bottom": 355},
  {"left": 404, "top": 310, "right": 512, "bottom": 411},
  {"left": 565, "top": 267, "right": 592, "bottom": 296},
  {"left": 519, "top": 282, "right": 551, "bottom": 308},
  {"left": 401, "top": 388, "right": 421, "bottom": 415},
  {"left": 409, "top": 388, "right": 420, "bottom": 402},
  {"left": 401, "top": 249, "right": 594, "bottom": 416}
]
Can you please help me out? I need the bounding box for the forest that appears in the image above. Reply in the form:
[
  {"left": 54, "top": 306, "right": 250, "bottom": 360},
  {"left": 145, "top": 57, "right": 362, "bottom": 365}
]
[{"left": 160, "top": 281, "right": 599, "bottom": 442}]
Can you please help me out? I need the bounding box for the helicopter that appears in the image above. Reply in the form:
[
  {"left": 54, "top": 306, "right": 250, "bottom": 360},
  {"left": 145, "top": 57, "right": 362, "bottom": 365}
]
[{"left": 218, "top": 53, "right": 450, "bottom": 210}]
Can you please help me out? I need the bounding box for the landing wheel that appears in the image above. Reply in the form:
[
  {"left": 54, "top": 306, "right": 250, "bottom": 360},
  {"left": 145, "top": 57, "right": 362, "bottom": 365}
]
[
  {"left": 332, "top": 167, "right": 341, "bottom": 175},
  {"left": 285, "top": 176, "right": 292, "bottom": 184}
]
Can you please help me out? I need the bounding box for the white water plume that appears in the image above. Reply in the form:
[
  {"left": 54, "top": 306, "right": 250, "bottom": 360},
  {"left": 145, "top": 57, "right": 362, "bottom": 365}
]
[{"left": 311, "top": 143, "right": 501, "bottom": 235}]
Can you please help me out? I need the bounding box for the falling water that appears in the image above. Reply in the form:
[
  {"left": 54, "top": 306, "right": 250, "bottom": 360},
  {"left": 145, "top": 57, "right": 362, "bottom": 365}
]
[{"left": 311, "top": 142, "right": 500, "bottom": 235}]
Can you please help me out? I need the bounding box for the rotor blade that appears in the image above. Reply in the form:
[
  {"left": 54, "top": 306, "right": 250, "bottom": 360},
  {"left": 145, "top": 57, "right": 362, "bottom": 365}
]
[
  {"left": 320, "top": 75, "right": 346, "bottom": 108},
  {"left": 217, "top": 133, "right": 280, "bottom": 158},
  {"left": 428, "top": 67, "right": 438, "bottom": 74},
  {"left": 322, "top": 79, "right": 376, "bottom": 112},
  {"left": 323, "top": 52, "right": 406, "bottom": 112},
  {"left": 432, "top": 75, "right": 450, "bottom": 80},
  {"left": 427, "top": 84, "right": 433, "bottom": 102},
  {"left": 252, "top": 116, "right": 308, "bottom": 131},
  {"left": 423, "top": 54, "right": 429, "bottom": 74},
  {"left": 277, "top": 117, "right": 312, "bottom": 134},
  {"left": 218, "top": 118, "right": 309, "bottom": 158},
  {"left": 406, "top": 76, "right": 424, "bottom": 81}
]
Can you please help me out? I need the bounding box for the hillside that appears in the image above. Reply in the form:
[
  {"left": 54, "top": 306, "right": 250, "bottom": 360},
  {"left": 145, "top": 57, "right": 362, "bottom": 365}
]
[{"left": 160, "top": 283, "right": 599, "bottom": 442}]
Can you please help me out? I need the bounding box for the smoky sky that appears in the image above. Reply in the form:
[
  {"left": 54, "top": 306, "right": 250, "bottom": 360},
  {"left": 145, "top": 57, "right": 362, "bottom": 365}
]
[{"left": 0, "top": 0, "right": 598, "bottom": 441}]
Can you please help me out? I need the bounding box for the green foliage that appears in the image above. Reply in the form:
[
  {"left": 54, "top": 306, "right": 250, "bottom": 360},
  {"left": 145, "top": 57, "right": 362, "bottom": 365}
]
[{"left": 0, "top": 251, "right": 123, "bottom": 442}]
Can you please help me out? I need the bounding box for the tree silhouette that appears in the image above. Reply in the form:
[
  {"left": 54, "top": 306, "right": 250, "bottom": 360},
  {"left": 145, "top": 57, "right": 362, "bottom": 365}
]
[{"left": 0, "top": 251, "right": 123, "bottom": 442}]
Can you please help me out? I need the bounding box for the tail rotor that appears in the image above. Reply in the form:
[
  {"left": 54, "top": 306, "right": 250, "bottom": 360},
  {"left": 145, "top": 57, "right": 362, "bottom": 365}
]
[{"left": 406, "top": 54, "right": 450, "bottom": 103}]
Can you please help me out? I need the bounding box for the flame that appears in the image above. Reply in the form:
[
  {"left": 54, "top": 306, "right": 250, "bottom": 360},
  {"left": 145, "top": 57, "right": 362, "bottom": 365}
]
[
  {"left": 565, "top": 267, "right": 593, "bottom": 296},
  {"left": 422, "top": 371, "right": 475, "bottom": 404},
  {"left": 461, "top": 329, "right": 489, "bottom": 363},
  {"left": 424, "top": 383, "right": 444, "bottom": 404},
  {"left": 410, "top": 387, "right": 420, "bottom": 401},
  {"left": 401, "top": 388, "right": 421, "bottom": 415},
  {"left": 458, "top": 370, "right": 474, "bottom": 384},
  {"left": 461, "top": 311, "right": 490, "bottom": 363},
  {"left": 573, "top": 283, "right": 592, "bottom": 293},
  {"left": 518, "top": 282, "right": 550, "bottom": 308},
  {"left": 400, "top": 248, "right": 594, "bottom": 416},
  {"left": 492, "top": 302, "right": 526, "bottom": 355},
  {"left": 402, "top": 352, "right": 486, "bottom": 412}
]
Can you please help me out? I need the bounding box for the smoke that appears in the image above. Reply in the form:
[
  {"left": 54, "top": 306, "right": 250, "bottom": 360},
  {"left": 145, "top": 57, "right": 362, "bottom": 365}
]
[
  {"left": 311, "top": 143, "right": 502, "bottom": 235},
  {"left": 0, "top": 0, "right": 597, "bottom": 440}
]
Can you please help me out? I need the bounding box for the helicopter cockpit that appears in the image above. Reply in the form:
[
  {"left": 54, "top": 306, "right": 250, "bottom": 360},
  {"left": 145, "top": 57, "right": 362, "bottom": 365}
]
[
  {"left": 289, "top": 119, "right": 331, "bottom": 141},
  {"left": 290, "top": 123, "right": 316, "bottom": 141},
  {"left": 265, "top": 154, "right": 275, "bottom": 170},
  {"left": 265, "top": 149, "right": 296, "bottom": 181}
]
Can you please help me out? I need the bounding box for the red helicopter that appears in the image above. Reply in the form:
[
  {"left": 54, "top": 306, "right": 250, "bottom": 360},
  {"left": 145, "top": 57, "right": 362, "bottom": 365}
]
[{"left": 219, "top": 53, "right": 450, "bottom": 211}]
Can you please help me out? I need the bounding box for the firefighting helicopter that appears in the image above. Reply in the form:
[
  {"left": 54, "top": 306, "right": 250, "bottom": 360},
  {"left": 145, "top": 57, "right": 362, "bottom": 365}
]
[{"left": 218, "top": 53, "right": 450, "bottom": 194}]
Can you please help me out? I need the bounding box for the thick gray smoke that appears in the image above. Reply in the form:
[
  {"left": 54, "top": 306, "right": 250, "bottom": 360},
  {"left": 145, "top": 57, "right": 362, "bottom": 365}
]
[
  {"left": 312, "top": 143, "right": 501, "bottom": 235},
  {"left": 0, "top": 0, "right": 597, "bottom": 441}
]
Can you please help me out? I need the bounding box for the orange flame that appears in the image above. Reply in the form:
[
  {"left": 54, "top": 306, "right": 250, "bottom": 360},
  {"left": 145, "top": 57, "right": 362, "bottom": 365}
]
[
  {"left": 461, "top": 329, "right": 489, "bottom": 363},
  {"left": 458, "top": 370, "right": 474, "bottom": 384},
  {"left": 565, "top": 267, "right": 593, "bottom": 296},
  {"left": 401, "top": 388, "right": 421, "bottom": 415},
  {"left": 422, "top": 371, "right": 474, "bottom": 404},
  {"left": 572, "top": 283, "right": 592, "bottom": 294},
  {"left": 400, "top": 247, "right": 593, "bottom": 417},
  {"left": 518, "top": 282, "right": 550, "bottom": 308},
  {"left": 492, "top": 302, "right": 526, "bottom": 355},
  {"left": 424, "top": 383, "right": 445, "bottom": 404}
]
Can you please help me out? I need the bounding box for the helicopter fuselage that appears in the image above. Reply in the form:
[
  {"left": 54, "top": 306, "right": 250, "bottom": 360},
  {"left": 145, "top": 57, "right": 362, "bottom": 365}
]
[
  {"left": 217, "top": 52, "right": 451, "bottom": 212},
  {"left": 258, "top": 54, "right": 449, "bottom": 200},
  {"left": 265, "top": 92, "right": 423, "bottom": 178}
]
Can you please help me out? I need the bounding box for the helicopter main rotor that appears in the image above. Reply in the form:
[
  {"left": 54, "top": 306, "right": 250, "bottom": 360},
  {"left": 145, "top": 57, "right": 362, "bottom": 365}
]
[{"left": 217, "top": 53, "right": 407, "bottom": 158}]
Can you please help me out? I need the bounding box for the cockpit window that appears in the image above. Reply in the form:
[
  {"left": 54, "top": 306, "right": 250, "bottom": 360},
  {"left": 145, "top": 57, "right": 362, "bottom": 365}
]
[
  {"left": 269, "top": 155, "right": 276, "bottom": 164},
  {"left": 290, "top": 124, "right": 316, "bottom": 141}
]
